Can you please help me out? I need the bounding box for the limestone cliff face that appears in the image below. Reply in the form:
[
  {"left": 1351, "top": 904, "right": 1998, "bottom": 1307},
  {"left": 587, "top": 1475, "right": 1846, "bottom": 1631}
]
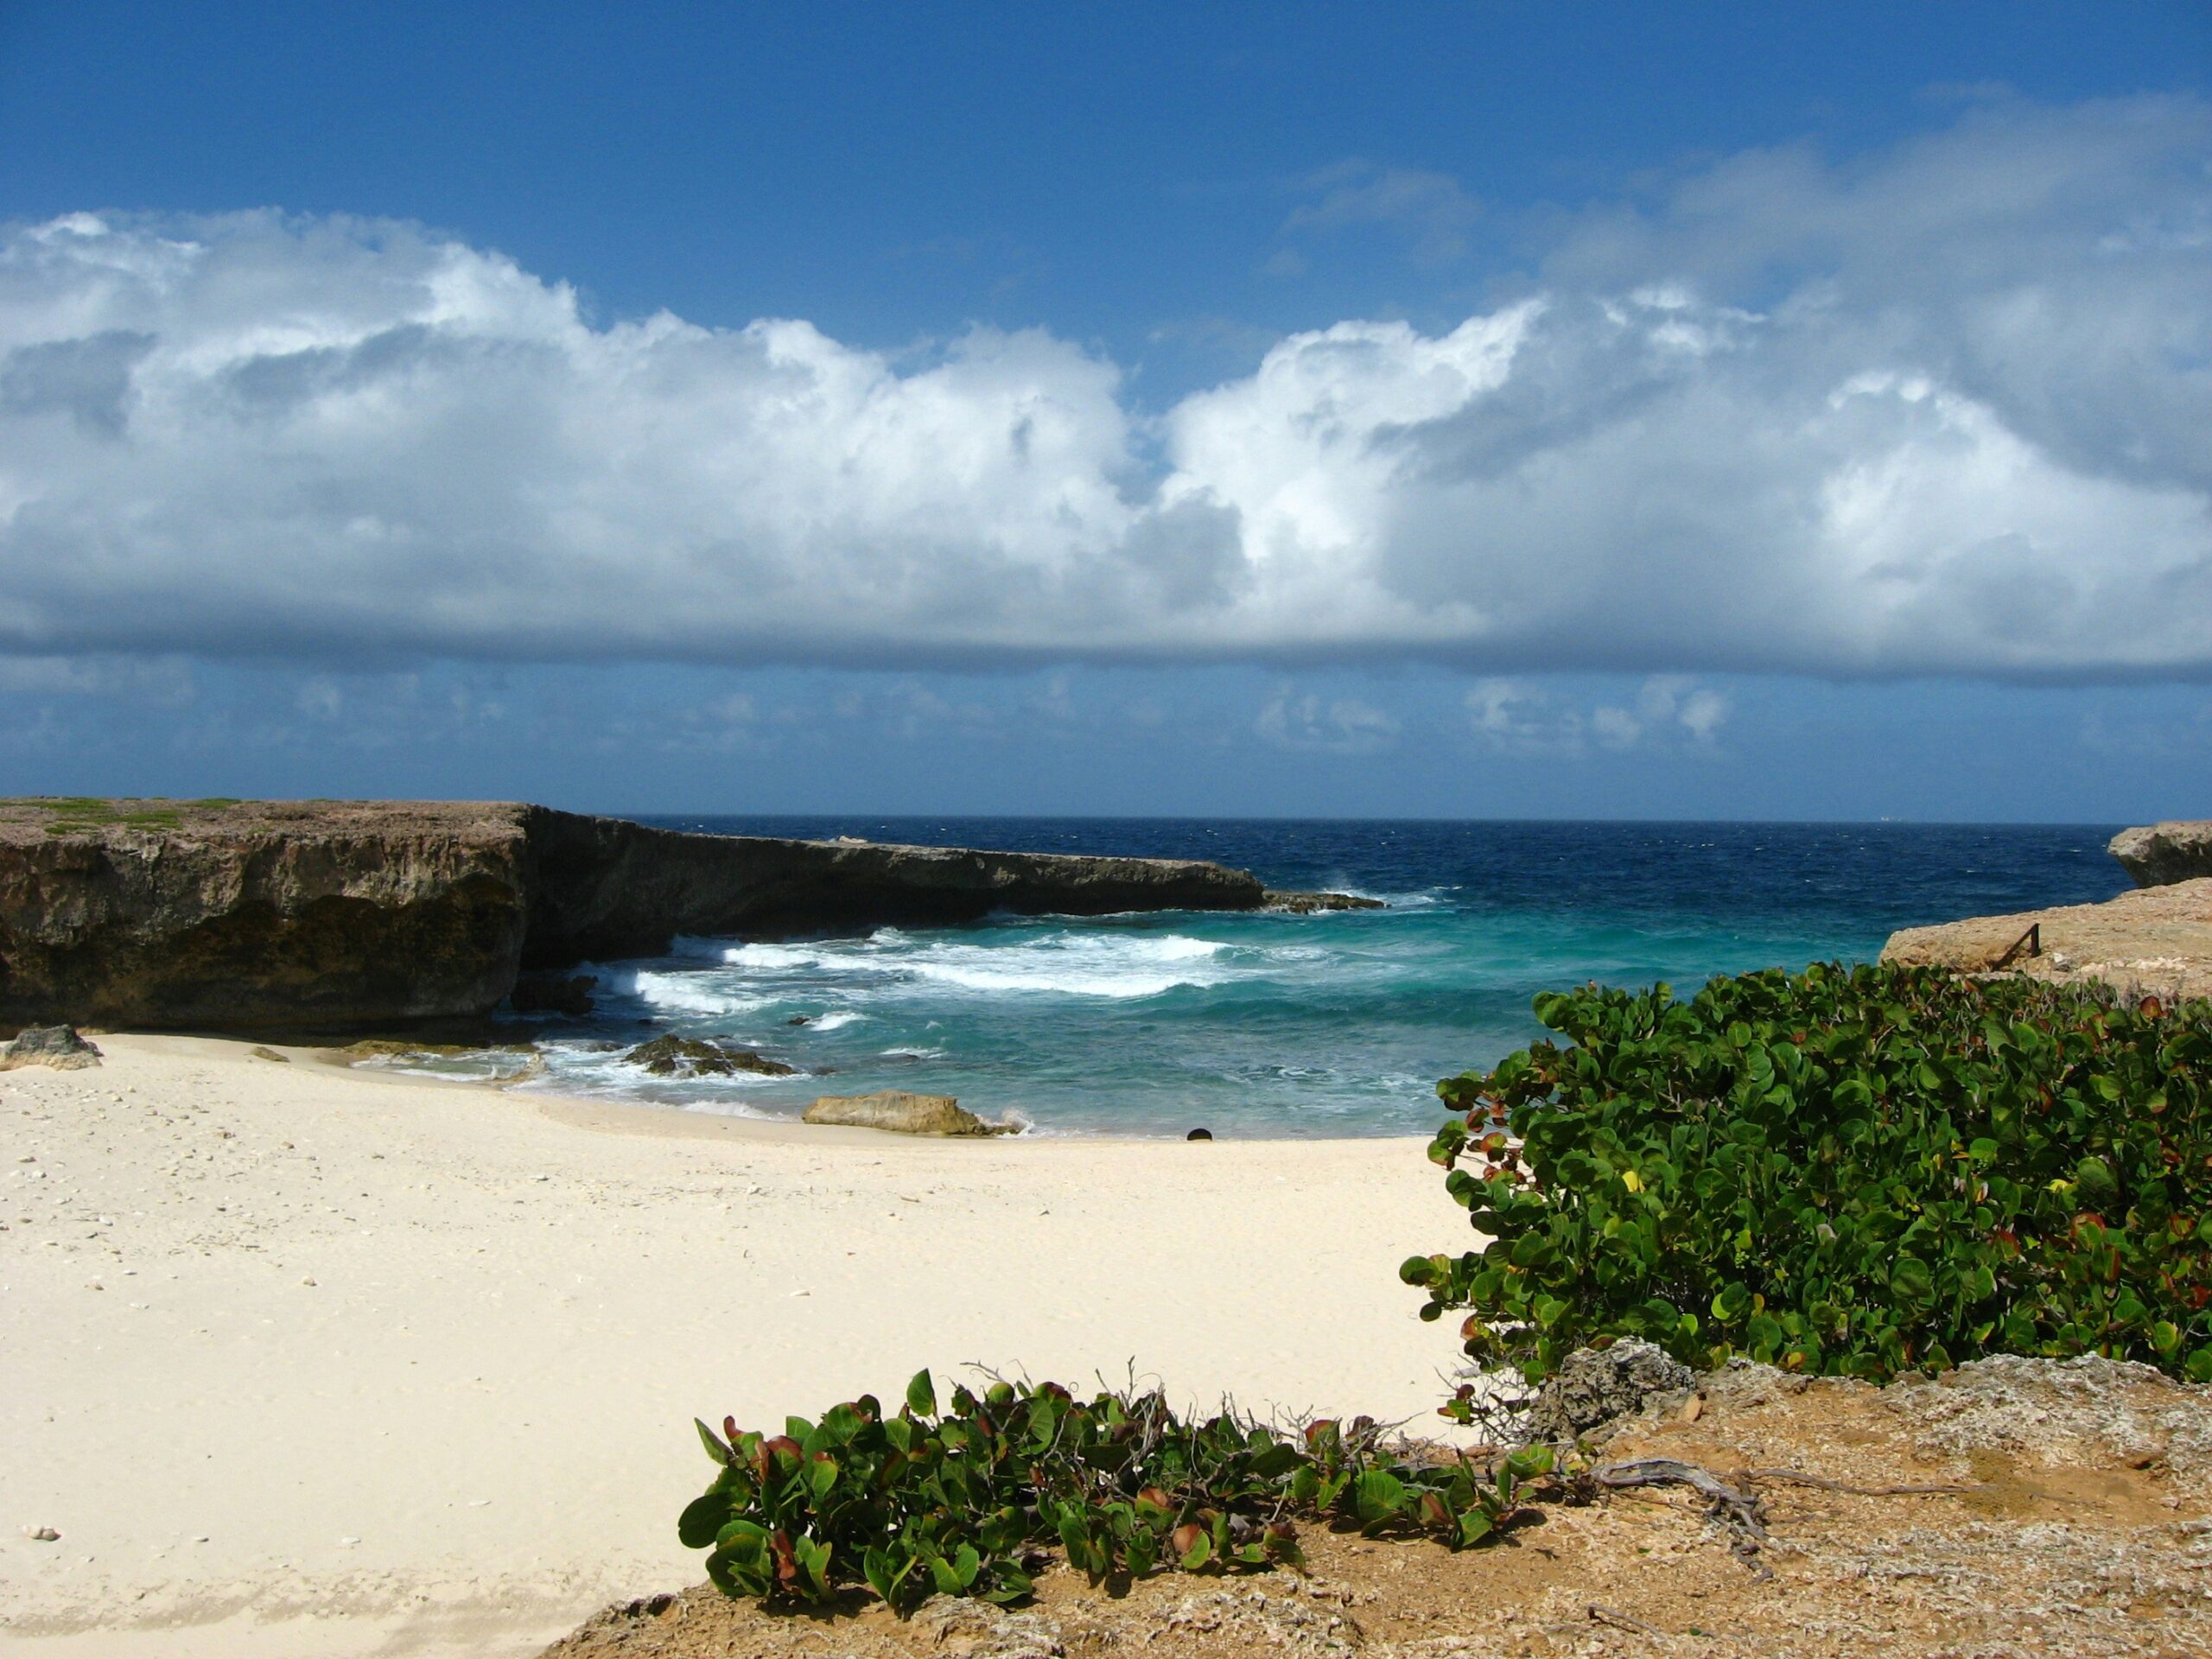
[
  {"left": 0, "top": 799, "right": 1276, "bottom": 1031},
  {"left": 2110, "top": 821, "right": 2212, "bottom": 887},
  {"left": 0, "top": 801, "right": 534, "bottom": 1031}
]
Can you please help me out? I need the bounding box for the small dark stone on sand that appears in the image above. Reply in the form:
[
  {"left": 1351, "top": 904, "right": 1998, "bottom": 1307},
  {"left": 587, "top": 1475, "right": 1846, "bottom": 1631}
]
[{"left": 1186, "top": 1128, "right": 1213, "bottom": 1141}]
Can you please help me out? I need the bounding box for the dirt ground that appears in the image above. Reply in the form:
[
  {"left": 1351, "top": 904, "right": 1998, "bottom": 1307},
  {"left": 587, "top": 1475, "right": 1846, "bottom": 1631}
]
[{"left": 541, "top": 1355, "right": 2212, "bottom": 1659}]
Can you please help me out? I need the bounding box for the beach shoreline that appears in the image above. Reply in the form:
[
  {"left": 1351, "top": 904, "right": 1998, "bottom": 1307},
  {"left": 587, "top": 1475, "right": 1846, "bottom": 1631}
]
[{"left": 0, "top": 1033, "right": 1459, "bottom": 1657}]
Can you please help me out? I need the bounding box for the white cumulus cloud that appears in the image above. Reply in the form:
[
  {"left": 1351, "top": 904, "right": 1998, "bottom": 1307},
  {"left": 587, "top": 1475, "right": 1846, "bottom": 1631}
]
[{"left": 0, "top": 95, "right": 2206, "bottom": 679}]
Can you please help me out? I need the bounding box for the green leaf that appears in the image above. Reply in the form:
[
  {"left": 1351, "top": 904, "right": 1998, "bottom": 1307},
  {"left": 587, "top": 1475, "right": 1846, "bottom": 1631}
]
[
  {"left": 695, "top": 1417, "right": 730, "bottom": 1465},
  {"left": 1353, "top": 1469, "right": 1408, "bottom": 1528},
  {"left": 677, "top": 1492, "right": 730, "bottom": 1550},
  {"left": 906, "top": 1369, "right": 938, "bottom": 1418}
]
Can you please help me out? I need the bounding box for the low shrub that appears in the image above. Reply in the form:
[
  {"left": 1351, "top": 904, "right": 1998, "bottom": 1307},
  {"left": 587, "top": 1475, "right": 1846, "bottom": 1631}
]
[
  {"left": 681, "top": 1370, "right": 1554, "bottom": 1611},
  {"left": 1403, "top": 963, "right": 2212, "bottom": 1395}
]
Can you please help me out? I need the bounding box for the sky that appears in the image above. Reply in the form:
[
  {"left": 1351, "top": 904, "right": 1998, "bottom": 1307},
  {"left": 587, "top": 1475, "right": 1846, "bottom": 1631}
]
[{"left": 1, "top": 1, "right": 2209, "bottom": 819}]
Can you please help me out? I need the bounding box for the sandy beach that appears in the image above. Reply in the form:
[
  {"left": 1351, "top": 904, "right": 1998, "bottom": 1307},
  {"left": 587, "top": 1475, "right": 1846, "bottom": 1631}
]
[{"left": 0, "top": 1034, "right": 1458, "bottom": 1657}]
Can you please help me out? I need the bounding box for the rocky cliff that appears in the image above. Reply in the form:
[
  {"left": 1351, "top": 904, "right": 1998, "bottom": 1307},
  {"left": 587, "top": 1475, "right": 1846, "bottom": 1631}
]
[
  {"left": 0, "top": 799, "right": 1288, "bottom": 1032},
  {"left": 1878, "top": 877, "right": 2212, "bottom": 1002},
  {"left": 517, "top": 807, "right": 1268, "bottom": 967},
  {"left": 2110, "top": 820, "right": 2212, "bottom": 887}
]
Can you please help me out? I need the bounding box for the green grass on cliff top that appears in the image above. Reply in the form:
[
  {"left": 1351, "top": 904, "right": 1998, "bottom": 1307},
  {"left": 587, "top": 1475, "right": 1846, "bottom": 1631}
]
[{"left": 3, "top": 797, "right": 244, "bottom": 834}]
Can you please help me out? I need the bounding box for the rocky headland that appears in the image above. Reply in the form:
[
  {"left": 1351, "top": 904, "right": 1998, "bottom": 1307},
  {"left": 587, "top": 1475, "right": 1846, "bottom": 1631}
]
[
  {"left": 0, "top": 798, "right": 1357, "bottom": 1033},
  {"left": 1880, "top": 817, "right": 2212, "bottom": 1000},
  {"left": 2110, "top": 819, "right": 2212, "bottom": 887}
]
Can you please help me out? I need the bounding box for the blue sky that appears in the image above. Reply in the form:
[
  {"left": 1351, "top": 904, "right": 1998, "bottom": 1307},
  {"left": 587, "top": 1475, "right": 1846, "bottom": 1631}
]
[{"left": 2, "top": 2, "right": 2208, "bottom": 818}]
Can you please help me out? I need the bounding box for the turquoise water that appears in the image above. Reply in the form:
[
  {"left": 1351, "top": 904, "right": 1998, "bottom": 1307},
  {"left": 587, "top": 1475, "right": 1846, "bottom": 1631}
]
[{"left": 502, "top": 819, "right": 2130, "bottom": 1139}]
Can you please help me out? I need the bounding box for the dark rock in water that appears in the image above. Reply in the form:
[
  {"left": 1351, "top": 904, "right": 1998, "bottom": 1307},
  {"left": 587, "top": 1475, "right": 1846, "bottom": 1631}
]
[
  {"left": 2111, "top": 821, "right": 2212, "bottom": 887},
  {"left": 509, "top": 973, "right": 596, "bottom": 1016},
  {"left": 0, "top": 1024, "right": 102, "bottom": 1071},
  {"left": 626, "top": 1034, "right": 795, "bottom": 1077},
  {"left": 1262, "top": 890, "right": 1385, "bottom": 914},
  {"left": 1186, "top": 1128, "right": 1213, "bottom": 1141},
  {"left": 0, "top": 798, "right": 1281, "bottom": 1032},
  {"left": 804, "top": 1090, "right": 1011, "bottom": 1135},
  {"left": 1524, "top": 1340, "right": 1694, "bottom": 1443},
  {"left": 785, "top": 1014, "right": 810, "bottom": 1026}
]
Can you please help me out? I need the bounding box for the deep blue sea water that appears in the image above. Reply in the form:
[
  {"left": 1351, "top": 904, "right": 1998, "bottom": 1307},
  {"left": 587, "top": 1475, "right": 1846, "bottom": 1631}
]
[{"left": 488, "top": 820, "right": 2129, "bottom": 1139}]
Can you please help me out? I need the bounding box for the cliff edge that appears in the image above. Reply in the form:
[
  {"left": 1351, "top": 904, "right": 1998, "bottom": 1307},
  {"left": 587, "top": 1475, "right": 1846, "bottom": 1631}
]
[
  {"left": 0, "top": 799, "right": 1287, "bottom": 1032},
  {"left": 2111, "top": 820, "right": 2212, "bottom": 887},
  {"left": 1879, "top": 877, "right": 2212, "bottom": 1002}
]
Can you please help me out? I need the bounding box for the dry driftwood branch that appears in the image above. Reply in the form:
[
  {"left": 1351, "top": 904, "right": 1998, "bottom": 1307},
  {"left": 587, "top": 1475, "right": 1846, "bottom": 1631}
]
[
  {"left": 1587, "top": 1602, "right": 1670, "bottom": 1637},
  {"left": 1738, "top": 1467, "right": 1972, "bottom": 1497},
  {"left": 1592, "top": 1458, "right": 1773, "bottom": 1579},
  {"left": 1594, "top": 1459, "right": 1768, "bottom": 1534}
]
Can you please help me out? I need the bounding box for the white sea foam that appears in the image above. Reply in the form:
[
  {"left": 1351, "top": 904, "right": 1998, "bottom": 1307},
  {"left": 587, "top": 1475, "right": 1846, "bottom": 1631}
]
[
  {"left": 627, "top": 969, "right": 771, "bottom": 1016},
  {"left": 715, "top": 929, "right": 1239, "bottom": 1000},
  {"left": 895, "top": 933, "right": 1230, "bottom": 997},
  {"left": 719, "top": 942, "right": 822, "bottom": 969},
  {"left": 808, "top": 1010, "right": 867, "bottom": 1031}
]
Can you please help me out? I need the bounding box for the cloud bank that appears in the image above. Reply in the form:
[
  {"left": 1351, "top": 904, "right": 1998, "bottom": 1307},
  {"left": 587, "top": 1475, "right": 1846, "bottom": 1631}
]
[{"left": 1, "top": 96, "right": 2206, "bottom": 679}]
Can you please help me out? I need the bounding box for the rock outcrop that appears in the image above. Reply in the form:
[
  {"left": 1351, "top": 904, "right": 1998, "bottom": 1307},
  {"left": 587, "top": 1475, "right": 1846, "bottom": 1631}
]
[
  {"left": 0, "top": 800, "right": 532, "bottom": 1034},
  {"left": 626, "top": 1035, "right": 795, "bottom": 1078},
  {"left": 0, "top": 798, "right": 1321, "bottom": 1033},
  {"left": 1879, "top": 877, "right": 2212, "bottom": 1001},
  {"left": 517, "top": 808, "right": 1269, "bottom": 966},
  {"left": 1262, "top": 890, "right": 1385, "bottom": 915},
  {"left": 0, "top": 1024, "right": 102, "bottom": 1071},
  {"left": 1522, "top": 1339, "right": 1695, "bottom": 1444},
  {"left": 803, "top": 1090, "right": 1010, "bottom": 1136},
  {"left": 2110, "top": 821, "right": 2212, "bottom": 887}
]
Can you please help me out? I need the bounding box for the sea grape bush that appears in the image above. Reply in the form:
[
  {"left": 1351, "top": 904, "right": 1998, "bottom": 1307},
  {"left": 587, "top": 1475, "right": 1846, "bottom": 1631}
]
[
  {"left": 1403, "top": 963, "right": 2212, "bottom": 1393},
  {"left": 682, "top": 1370, "right": 1554, "bottom": 1611}
]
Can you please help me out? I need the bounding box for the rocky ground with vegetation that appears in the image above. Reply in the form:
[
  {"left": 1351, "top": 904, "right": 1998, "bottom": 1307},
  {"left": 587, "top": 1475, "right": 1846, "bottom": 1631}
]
[{"left": 540, "top": 1354, "right": 2212, "bottom": 1658}]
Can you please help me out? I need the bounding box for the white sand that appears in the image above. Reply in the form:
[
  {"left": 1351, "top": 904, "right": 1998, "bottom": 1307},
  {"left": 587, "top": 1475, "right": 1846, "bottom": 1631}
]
[{"left": 0, "top": 1034, "right": 1465, "bottom": 1656}]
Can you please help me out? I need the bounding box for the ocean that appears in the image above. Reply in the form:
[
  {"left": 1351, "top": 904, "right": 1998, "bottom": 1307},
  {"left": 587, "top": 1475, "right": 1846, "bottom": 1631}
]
[{"left": 467, "top": 819, "right": 2129, "bottom": 1139}]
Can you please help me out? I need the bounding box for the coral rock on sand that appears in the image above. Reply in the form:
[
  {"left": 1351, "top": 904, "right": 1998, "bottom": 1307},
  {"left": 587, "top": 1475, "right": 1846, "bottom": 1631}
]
[
  {"left": 626, "top": 1035, "right": 795, "bottom": 1077},
  {"left": 2111, "top": 820, "right": 2212, "bottom": 887},
  {"left": 804, "top": 1090, "right": 1011, "bottom": 1136},
  {"left": 1522, "top": 1338, "right": 1694, "bottom": 1443},
  {"left": 0, "top": 1024, "right": 102, "bottom": 1071}
]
